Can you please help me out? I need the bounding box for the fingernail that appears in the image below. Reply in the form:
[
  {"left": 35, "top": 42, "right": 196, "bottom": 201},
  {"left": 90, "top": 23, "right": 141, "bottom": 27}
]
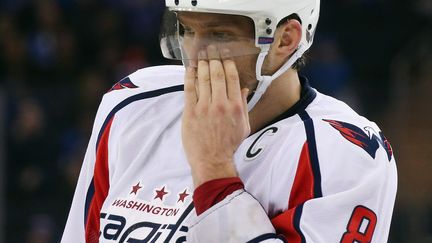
[
  {"left": 243, "top": 88, "right": 250, "bottom": 98},
  {"left": 221, "top": 48, "right": 231, "bottom": 59}
]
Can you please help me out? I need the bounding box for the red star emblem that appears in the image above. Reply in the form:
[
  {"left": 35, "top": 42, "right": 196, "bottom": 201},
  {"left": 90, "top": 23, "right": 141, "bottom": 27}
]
[
  {"left": 177, "top": 189, "right": 190, "bottom": 203},
  {"left": 130, "top": 182, "right": 142, "bottom": 195},
  {"left": 154, "top": 186, "right": 169, "bottom": 201}
]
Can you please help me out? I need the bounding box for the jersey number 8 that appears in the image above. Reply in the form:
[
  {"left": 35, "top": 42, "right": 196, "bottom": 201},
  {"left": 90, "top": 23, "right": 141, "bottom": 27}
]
[{"left": 340, "top": 205, "right": 377, "bottom": 243}]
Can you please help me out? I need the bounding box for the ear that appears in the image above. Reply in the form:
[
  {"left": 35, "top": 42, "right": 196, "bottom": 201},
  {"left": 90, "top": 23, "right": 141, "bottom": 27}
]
[
  {"left": 261, "top": 19, "right": 302, "bottom": 75},
  {"left": 272, "top": 19, "right": 302, "bottom": 58}
]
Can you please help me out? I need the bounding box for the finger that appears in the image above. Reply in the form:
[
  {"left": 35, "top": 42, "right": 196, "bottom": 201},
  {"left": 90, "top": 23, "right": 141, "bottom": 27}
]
[
  {"left": 207, "top": 45, "right": 227, "bottom": 101},
  {"left": 241, "top": 88, "right": 249, "bottom": 118},
  {"left": 197, "top": 50, "right": 211, "bottom": 103},
  {"left": 221, "top": 49, "right": 241, "bottom": 101},
  {"left": 184, "top": 67, "right": 197, "bottom": 107}
]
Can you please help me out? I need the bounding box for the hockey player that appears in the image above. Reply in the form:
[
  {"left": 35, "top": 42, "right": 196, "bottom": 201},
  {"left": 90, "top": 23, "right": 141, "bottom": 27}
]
[{"left": 62, "top": 0, "right": 397, "bottom": 242}]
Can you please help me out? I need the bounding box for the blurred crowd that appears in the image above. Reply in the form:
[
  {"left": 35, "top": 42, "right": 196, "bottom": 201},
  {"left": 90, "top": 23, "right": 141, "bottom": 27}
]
[{"left": 0, "top": 0, "right": 430, "bottom": 242}]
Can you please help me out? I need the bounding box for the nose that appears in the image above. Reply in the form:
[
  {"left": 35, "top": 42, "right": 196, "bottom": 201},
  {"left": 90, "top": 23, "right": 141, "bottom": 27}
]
[{"left": 182, "top": 32, "right": 214, "bottom": 66}]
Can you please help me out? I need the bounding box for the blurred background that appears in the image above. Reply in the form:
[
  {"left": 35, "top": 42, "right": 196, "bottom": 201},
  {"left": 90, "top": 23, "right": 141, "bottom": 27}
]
[{"left": 0, "top": 0, "right": 431, "bottom": 242}]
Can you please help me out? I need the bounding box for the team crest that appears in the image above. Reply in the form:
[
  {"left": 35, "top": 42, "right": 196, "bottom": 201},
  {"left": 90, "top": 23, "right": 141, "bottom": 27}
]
[
  {"left": 323, "top": 119, "right": 393, "bottom": 161},
  {"left": 107, "top": 77, "right": 138, "bottom": 93}
]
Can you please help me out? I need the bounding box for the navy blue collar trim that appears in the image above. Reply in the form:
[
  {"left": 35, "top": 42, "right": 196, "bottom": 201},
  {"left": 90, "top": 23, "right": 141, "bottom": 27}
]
[{"left": 263, "top": 76, "right": 317, "bottom": 128}]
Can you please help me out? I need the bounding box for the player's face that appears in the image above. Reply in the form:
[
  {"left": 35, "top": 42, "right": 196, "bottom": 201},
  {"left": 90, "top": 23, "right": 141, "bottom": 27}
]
[{"left": 177, "top": 12, "right": 260, "bottom": 90}]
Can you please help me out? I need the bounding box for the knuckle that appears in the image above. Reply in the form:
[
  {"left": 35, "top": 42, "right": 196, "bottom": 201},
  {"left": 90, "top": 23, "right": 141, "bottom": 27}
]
[
  {"left": 196, "top": 103, "right": 209, "bottom": 113},
  {"left": 201, "top": 74, "right": 210, "bottom": 83},
  {"left": 214, "top": 72, "right": 225, "bottom": 81},
  {"left": 212, "top": 102, "right": 227, "bottom": 114},
  {"left": 209, "top": 101, "right": 228, "bottom": 116},
  {"left": 226, "top": 73, "right": 239, "bottom": 82},
  {"left": 231, "top": 102, "right": 244, "bottom": 114}
]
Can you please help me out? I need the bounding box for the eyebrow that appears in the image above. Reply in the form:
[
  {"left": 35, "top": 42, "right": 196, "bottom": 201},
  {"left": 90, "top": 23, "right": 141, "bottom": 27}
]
[{"left": 178, "top": 15, "right": 236, "bottom": 28}]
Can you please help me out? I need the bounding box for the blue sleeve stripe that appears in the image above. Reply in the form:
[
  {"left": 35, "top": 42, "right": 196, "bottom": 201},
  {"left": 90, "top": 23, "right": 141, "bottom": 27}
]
[
  {"left": 96, "top": 84, "right": 184, "bottom": 149},
  {"left": 246, "top": 233, "right": 287, "bottom": 243},
  {"left": 299, "top": 111, "right": 323, "bottom": 198}
]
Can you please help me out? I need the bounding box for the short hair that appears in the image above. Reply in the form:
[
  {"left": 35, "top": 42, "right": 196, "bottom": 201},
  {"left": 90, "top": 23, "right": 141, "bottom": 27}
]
[{"left": 276, "top": 13, "right": 307, "bottom": 71}]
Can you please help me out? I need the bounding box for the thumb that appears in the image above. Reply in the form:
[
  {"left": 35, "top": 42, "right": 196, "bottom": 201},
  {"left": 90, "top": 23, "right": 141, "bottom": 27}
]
[{"left": 241, "top": 88, "right": 249, "bottom": 117}]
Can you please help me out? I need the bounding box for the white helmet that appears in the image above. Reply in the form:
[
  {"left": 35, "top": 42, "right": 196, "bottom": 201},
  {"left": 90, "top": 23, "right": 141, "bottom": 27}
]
[{"left": 161, "top": 0, "right": 320, "bottom": 110}]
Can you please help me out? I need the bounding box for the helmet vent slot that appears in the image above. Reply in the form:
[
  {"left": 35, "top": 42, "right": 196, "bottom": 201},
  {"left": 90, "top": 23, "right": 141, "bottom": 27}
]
[
  {"left": 265, "top": 18, "right": 272, "bottom": 25},
  {"left": 266, "top": 28, "right": 272, "bottom": 35}
]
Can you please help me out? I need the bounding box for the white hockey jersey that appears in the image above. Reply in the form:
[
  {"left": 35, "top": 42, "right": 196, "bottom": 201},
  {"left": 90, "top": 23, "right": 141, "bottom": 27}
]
[{"left": 62, "top": 65, "right": 397, "bottom": 243}]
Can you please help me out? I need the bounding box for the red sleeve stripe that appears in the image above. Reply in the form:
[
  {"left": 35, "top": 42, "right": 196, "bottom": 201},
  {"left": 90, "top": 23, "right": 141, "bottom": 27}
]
[
  {"left": 299, "top": 111, "right": 322, "bottom": 198},
  {"left": 82, "top": 85, "right": 185, "bottom": 242},
  {"left": 271, "top": 204, "right": 306, "bottom": 243},
  {"left": 84, "top": 117, "right": 114, "bottom": 243},
  {"left": 288, "top": 142, "right": 315, "bottom": 209},
  {"left": 271, "top": 110, "right": 324, "bottom": 243},
  {"left": 271, "top": 142, "right": 313, "bottom": 243}
]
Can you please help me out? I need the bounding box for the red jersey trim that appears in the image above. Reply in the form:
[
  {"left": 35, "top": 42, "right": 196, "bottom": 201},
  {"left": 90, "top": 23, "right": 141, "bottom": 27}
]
[
  {"left": 193, "top": 177, "right": 244, "bottom": 215},
  {"left": 289, "top": 142, "right": 315, "bottom": 209},
  {"left": 85, "top": 117, "right": 114, "bottom": 243},
  {"left": 271, "top": 142, "right": 315, "bottom": 243}
]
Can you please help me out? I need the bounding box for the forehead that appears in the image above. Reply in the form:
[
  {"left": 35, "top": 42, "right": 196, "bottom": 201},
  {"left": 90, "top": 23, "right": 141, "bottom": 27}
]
[{"left": 177, "top": 11, "right": 254, "bottom": 29}]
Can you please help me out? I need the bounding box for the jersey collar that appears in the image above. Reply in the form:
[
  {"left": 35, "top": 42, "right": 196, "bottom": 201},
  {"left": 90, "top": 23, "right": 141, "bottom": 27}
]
[{"left": 260, "top": 75, "right": 317, "bottom": 129}]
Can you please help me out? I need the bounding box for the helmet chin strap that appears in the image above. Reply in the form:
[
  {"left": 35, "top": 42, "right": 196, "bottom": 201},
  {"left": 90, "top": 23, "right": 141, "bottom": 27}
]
[{"left": 247, "top": 44, "right": 307, "bottom": 111}]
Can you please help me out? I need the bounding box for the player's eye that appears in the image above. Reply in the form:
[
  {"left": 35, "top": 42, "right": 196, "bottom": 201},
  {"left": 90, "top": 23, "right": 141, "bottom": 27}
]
[
  {"left": 179, "top": 24, "right": 195, "bottom": 37},
  {"left": 211, "top": 31, "right": 236, "bottom": 42},
  {"left": 184, "top": 27, "right": 195, "bottom": 36},
  {"left": 179, "top": 24, "right": 236, "bottom": 43},
  {"left": 212, "top": 32, "right": 230, "bottom": 41}
]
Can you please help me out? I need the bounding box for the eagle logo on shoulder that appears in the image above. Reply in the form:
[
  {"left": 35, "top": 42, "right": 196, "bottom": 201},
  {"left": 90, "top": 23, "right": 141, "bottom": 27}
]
[
  {"left": 323, "top": 119, "right": 393, "bottom": 161},
  {"left": 107, "top": 77, "right": 138, "bottom": 93}
]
